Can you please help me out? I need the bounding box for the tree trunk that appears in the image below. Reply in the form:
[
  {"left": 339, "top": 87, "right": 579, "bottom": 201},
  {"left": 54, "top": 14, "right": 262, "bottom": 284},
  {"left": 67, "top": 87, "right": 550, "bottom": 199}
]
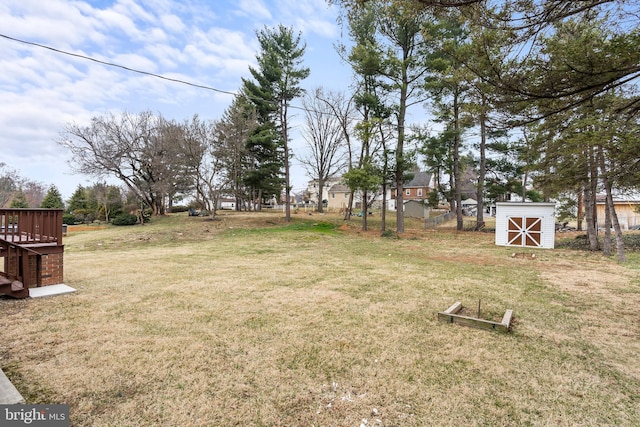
[
  {"left": 605, "top": 187, "right": 626, "bottom": 263},
  {"left": 344, "top": 193, "right": 353, "bottom": 221},
  {"left": 599, "top": 147, "right": 625, "bottom": 262},
  {"left": 576, "top": 191, "right": 583, "bottom": 231},
  {"left": 602, "top": 192, "right": 612, "bottom": 256},
  {"left": 362, "top": 190, "right": 368, "bottom": 231},
  {"left": 395, "top": 67, "right": 408, "bottom": 234},
  {"left": 475, "top": 96, "right": 486, "bottom": 231},
  {"left": 257, "top": 189, "right": 263, "bottom": 211},
  {"left": 317, "top": 179, "right": 324, "bottom": 213},
  {"left": 584, "top": 146, "right": 599, "bottom": 250},
  {"left": 381, "top": 182, "right": 387, "bottom": 233},
  {"left": 453, "top": 90, "right": 463, "bottom": 231},
  {"left": 282, "top": 101, "right": 291, "bottom": 222},
  {"left": 583, "top": 186, "right": 599, "bottom": 251}
]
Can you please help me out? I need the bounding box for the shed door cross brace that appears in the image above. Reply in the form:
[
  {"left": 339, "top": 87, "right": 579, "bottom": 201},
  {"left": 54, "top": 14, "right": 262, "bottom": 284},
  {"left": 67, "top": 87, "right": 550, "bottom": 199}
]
[{"left": 507, "top": 216, "right": 542, "bottom": 247}]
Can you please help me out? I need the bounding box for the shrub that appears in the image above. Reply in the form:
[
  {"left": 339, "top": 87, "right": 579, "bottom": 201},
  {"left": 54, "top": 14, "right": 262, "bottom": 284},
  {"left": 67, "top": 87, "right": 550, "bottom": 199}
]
[
  {"left": 72, "top": 208, "right": 96, "bottom": 224},
  {"left": 62, "top": 214, "right": 76, "bottom": 225},
  {"left": 111, "top": 213, "right": 138, "bottom": 226},
  {"left": 170, "top": 205, "right": 190, "bottom": 213},
  {"left": 381, "top": 229, "right": 398, "bottom": 239}
]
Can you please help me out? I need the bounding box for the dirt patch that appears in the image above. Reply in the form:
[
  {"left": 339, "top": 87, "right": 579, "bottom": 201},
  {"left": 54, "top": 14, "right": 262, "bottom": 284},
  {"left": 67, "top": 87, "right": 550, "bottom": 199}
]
[
  {"left": 427, "top": 254, "right": 504, "bottom": 266},
  {"left": 66, "top": 224, "right": 108, "bottom": 232},
  {"left": 540, "top": 258, "right": 638, "bottom": 296}
]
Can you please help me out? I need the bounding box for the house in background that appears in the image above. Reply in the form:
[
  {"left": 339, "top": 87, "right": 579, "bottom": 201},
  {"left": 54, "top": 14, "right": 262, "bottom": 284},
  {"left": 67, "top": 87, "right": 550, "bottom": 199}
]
[
  {"left": 219, "top": 198, "right": 236, "bottom": 210},
  {"left": 326, "top": 183, "right": 352, "bottom": 211},
  {"left": 596, "top": 194, "right": 640, "bottom": 230},
  {"left": 305, "top": 177, "right": 343, "bottom": 209},
  {"left": 308, "top": 171, "right": 436, "bottom": 213},
  {"left": 389, "top": 171, "right": 434, "bottom": 211}
]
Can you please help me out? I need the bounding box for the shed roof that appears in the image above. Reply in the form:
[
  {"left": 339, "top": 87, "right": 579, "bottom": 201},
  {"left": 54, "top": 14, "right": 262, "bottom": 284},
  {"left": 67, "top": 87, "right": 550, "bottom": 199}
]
[
  {"left": 495, "top": 202, "right": 556, "bottom": 208},
  {"left": 595, "top": 194, "right": 640, "bottom": 203}
]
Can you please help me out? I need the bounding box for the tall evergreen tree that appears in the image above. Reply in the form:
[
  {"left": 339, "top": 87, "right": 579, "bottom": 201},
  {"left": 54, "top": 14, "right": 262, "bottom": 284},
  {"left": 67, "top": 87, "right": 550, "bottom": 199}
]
[
  {"left": 343, "top": 0, "right": 430, "bottom": 233},
  {"left": 242, "top": 24, "right": 310, "bottom": 219},
  {"left": 214, "top": 95, "right": 258, "bottom": 211},
  {"left": 423, "top": 12, "right": 475, "bottom": 230},
  {"left": 40, "top": 185, "right": 64, "bottom": 209},
  {"left": 343, "top": 2, "right": 391, "bottom": 230}
]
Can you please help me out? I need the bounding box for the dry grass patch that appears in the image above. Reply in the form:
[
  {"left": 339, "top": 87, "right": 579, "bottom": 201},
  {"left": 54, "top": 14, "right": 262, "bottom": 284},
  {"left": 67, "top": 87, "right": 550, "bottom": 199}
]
[{"left": 1, "top": 211, "right": 639, "bottom": 426}]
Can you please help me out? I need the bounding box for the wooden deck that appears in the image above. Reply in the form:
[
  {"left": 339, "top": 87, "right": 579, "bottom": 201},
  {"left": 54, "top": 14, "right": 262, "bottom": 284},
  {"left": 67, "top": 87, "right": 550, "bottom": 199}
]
[
  {"left": 0, "top": 208, "right": 62, "bottom": 245},
  {"left": 0, "top": 209, "right": 64, "bottom": 298}
]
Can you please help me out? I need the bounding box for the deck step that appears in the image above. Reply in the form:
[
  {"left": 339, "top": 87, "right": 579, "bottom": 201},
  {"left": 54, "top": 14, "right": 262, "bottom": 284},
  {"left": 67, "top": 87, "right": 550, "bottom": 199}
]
[{"left": 0, "top": 283, "right": 29, "bottom": 299}]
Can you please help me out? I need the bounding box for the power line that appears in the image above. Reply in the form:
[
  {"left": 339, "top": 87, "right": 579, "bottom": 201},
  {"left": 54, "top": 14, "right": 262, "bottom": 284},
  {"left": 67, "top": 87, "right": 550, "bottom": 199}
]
[
  {"left": 0, "top": 33, "right": 333, "bottom": 118},
  {"left": 0, "top": 33, "right": 411, "bottom": 126},
  {"left": 0, "top": 33, "right": 238, "bottom": 96}
]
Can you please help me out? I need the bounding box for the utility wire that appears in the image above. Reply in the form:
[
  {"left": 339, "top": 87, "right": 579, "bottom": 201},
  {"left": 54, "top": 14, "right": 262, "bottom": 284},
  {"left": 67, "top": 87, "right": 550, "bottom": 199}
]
[
  {"left": 0, "top": 33, "right": 421, "bottom": 127},
  {"left": 0, "top": 33, "right": 238, "bottom": 96},
  {"left": 1, "top": 33, "right": 355, "bottom": 119}
]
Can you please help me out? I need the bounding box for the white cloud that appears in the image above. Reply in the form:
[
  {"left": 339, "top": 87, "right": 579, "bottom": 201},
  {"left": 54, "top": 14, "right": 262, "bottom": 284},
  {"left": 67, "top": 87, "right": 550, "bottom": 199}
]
[
  {"left": 183, "top": 27, "right": 256, "bottom": 79},
  {"left": 111, "top": 53, "right": 159, "bottom": 73},
  {"left": 2, "top": 2, "right": 99, "bottom": 47},
  {"left": 0, "top": 0, "right": 348, "bottom": 198},
  {"left": 145, "top": 44, "right": 184, "bottom": 69},
  {"left": 237, "top": 0, "right": 272, "bottom": 21},
  {"left": 272, "top": 0, "right": 339, "bottom": 38},
  {"left": 160, "top": 14, "right": 186, "bottom": 33}
]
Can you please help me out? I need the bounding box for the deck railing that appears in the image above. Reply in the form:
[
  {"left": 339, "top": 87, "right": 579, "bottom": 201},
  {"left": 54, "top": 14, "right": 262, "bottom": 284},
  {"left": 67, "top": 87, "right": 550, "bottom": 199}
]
[{"left": 0, "top": 208, "right": 64, "bottom": 246}]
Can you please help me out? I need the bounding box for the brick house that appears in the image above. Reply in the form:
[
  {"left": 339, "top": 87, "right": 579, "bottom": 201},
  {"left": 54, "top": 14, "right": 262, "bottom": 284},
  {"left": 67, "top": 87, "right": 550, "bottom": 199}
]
[{"left": 389, "top": 171, "right": 434, "bottom": 211}]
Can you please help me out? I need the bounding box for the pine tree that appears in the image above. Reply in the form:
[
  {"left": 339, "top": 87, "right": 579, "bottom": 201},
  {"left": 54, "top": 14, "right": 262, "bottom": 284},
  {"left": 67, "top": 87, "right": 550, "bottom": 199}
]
[
  {"left": 9, "top": 190, "right": 29, "bottom": 208},
  {"left": 242, "top": 24, "right": 309, "bottom": 218},
  {"left": 67, "top": 185, "right": 88, "bottom": 213},
  {"left": 40, "top": 185, "right": 65, "bottom": 209}
]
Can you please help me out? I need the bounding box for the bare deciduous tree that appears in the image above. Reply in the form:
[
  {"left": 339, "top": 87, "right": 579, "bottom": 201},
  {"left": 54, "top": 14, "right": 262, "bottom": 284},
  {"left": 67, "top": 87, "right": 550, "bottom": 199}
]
[
  {"left": 59, "top": 111, "right": 182, "bottom": 216},
  {"left": 299, "top": 88, "right": 350, "bottom": 212}
]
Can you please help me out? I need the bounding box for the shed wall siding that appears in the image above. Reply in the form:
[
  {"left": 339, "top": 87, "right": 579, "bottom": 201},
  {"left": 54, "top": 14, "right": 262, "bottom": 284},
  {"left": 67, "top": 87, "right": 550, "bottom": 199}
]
[{"left": 495, "top": 203, "right": 556, "bottom": 249}]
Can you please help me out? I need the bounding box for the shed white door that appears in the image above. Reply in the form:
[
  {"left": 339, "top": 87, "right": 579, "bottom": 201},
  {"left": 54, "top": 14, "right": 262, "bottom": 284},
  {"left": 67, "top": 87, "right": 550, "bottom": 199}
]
[{"left": 507, "top": 216, "right": 542, "bottom": 247}]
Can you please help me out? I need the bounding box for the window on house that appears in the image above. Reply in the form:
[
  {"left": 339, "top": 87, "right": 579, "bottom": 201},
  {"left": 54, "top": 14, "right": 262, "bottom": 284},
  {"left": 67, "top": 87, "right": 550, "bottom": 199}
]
[
  {"left": 418, "top": 189, "right": 423, "bottom": 197},
  {"left": 405, "top": 189, "right": 411, "bottom": 196},
  {"left": 332, "top": 193, "right": 335, "bottom": 198}
]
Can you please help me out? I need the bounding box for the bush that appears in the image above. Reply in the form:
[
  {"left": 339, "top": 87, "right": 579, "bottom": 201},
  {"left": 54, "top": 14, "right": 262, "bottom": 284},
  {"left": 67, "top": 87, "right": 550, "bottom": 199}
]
[
  {"left": 170, "top": 205, "right": 190, "bottom": 213},
  {"left": 111, "top": 213, "right": 138, "bottom": 226},
  {"left": 381, "top": 229, "right": 398, "bottom": 239},
  {"left": 72, "top": 208, "right": 96, "bottom": 224},
  {"left": 62, "top": 214, "right": 76, "bottom": 225},
  {"left": 141, "top": 209, "right": 152, "bottom": 223}
]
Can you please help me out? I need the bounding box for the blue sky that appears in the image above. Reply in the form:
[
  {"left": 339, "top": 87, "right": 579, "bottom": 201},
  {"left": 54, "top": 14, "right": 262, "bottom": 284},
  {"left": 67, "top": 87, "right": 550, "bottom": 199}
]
[{"left": 0, "top": 0, "right": 354, "bottom": 199}]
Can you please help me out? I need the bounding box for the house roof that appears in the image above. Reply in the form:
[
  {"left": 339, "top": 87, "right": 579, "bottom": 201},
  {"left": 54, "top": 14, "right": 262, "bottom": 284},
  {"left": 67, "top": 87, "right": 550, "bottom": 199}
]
[
  {"left": 328, "top": 184, "right": 350, "bottom": 193},
  {"left": 596, "top": 193, "right": 640, "bottom": 203},
  {"left": 405, "top": 171, "right": 432, "bottom": 188}
]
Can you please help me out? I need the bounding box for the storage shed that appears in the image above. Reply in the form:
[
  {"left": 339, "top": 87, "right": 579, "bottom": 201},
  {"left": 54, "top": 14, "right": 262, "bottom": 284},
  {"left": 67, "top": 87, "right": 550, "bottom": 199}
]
[
  {"left": 403, "top": 200, "right": 430, "bottom": 218},
  {"left": 495, "top": 202, "right": 556, "bottom": 249}
]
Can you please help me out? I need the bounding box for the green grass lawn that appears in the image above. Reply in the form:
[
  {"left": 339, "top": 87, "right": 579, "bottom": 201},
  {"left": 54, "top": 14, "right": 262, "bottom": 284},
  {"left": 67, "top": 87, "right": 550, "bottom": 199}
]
[{"left": 1, "top": 211, "right": 639, "bottom": 426}]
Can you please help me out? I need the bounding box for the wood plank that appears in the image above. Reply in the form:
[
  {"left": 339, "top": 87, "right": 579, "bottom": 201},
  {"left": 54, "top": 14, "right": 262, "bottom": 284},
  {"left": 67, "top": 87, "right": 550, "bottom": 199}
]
[
  {"left": 444, "top": 301, "right": 463, "bottom": 314},
  {"left": 501, "top": 309, "right": 513, "bottom": 330},
  {"left": 437, "top": 304, "right": 513, "bottom": 333}
]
